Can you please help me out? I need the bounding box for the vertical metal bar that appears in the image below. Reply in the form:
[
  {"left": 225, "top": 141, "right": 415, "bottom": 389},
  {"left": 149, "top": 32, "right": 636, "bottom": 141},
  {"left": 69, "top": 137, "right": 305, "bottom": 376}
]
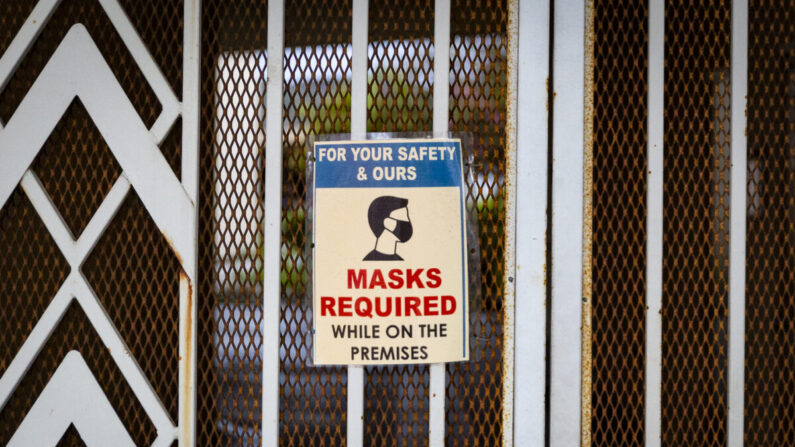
[
  {"left": 179, "top": 0, "right": 201, "bottom": 445},
  {"left": 263, "top": 0, "right": 285, "bottom": 444},
  {"left": 349, "top": 0, "right": 368, "bottom": 444},
  {"left": 512, "top": 0, "right": 549, "bottom": 444},
  {"left": 728, "top": 0, "right": 748, "bottom": 445},
  {"left": 430, "top": 0, "right": 451, "bottom": 445},
  {"left": 550, "top": 0, "right": 584, "bottom": 445},
  {"left": 645, "top": 0, "right": 664, "bottom": 446}
]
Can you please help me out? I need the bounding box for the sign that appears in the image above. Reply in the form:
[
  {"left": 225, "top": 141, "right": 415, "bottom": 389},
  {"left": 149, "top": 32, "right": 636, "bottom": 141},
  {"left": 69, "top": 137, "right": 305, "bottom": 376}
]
[{"left": 312, "top": 139, "right": 469, "bottom": 365}]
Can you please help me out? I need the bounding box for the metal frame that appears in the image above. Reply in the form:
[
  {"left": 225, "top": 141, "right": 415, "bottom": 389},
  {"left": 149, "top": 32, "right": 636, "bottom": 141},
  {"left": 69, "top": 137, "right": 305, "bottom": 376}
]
[
  {"left": 348, "top": 0, "right": 369, "bottom": 443},
  {"left": 0, "top": 1, "right": 200, "bottom": 444},
  {"left": 728, "top": 0, "right": 748, "bottom": 445},
  {"left": 645, "top": 1, "right": 664, "bottom": 445},
  {"left": 511, "top": 0, "right": 549, "bottom": 445},
  {"left": 549, "top": 0, "right": 585, "bottom": 445},
  {"left": 263, "top": 0, "right": 286, "bottom": 445},
  {"left": 430, "top": 0, "right": 452, "bottom": 444},
  {"left": 0, "top": 0, "right": 556, "bottom": 445}
]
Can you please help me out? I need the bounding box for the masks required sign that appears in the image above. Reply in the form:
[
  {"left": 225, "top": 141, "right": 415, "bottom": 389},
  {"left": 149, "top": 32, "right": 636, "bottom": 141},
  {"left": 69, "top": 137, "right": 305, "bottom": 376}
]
[{"left": 312, "top": 138, "right": 469, "bottom": 365}]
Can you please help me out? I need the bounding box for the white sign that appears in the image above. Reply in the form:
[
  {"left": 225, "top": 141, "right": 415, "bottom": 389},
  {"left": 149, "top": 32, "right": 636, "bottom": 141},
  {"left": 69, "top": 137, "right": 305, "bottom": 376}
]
[{"left": 312, "top": 139, "right": 469, "bottom": 365}]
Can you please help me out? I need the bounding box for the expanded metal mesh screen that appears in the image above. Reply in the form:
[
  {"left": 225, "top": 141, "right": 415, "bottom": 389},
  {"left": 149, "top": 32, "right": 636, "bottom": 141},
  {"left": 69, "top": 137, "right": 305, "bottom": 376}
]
[
  {"left": 0, "top": 0, "right": 183, "bottom": 444},
  {"left": 365, "top": 0, "right": 433, "bottom": 445},
  {"left": 663, "top": 0, "right": 730, "bottom": 445},
  {"left": 591, "top": 1, "right": 647, "bottom": 446},
  {"left": 746, "top": 1, "right": 795, "bottom": 444},
  {"left": 446, "top": 1, "right": 506, "bottom": 445},
  {"left": 281, "top": 0, "right": 352, "bottom": 444},
  {"left": 197, "top": 0, "right": 506, "bottom": 445},
  {"left": 198, "top": 1, "right": 267, "bottom": 445}
]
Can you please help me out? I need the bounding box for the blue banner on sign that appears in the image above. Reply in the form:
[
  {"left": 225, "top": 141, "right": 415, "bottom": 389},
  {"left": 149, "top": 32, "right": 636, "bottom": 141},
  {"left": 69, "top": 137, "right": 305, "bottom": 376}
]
[{"left": 314, "top": 140, "right": 463, "bottom": 188}]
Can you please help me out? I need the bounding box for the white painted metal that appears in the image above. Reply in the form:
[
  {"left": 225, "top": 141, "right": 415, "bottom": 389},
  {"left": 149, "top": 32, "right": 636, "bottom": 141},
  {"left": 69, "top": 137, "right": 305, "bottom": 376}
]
[
  {"left": 430, "top": 0, "right": 452, "bottom": 445},
  {"left": 0, "top": 281, "right": 72, "bottom": 411},
  {"left": 98, "top": 0, "right": 181, "bottom": 143},
  {"left": 0, "top": 186, "right": 177, "bottom": 443},
  {"left": 21, "top": 171, "right": 130, "bottom": 266},
  {"left": 180, "top": 0, "right": 202, "bottom": 445},
  {"left": 645, "top": 0, "right": 664, "bottom": 446},
  {"left": 550, "top": 0, "right": 584, "bottom": 445},
  {"left": 0, "top": 25, "right": 195, "bottom": 276},
  {"left": 0, "top": 2, "right": 198, "bottom": 443},
  {"left": 728, "top": 0, "right": 748, "bottom": 445},
  {"left": 263, "top": 0, "right": 286, "bottom": 444},
  {"left": 348, "top": 0, "right": 369, "bottom": 445},
  {"left": 9, "top": 351, "right": 135, "bottom": 447},
  {"left": 0, "top": 0, "right": 180, "bottom": 141},
  {"left": 513, "top": 0, "right": 549, "bottom": 444}
]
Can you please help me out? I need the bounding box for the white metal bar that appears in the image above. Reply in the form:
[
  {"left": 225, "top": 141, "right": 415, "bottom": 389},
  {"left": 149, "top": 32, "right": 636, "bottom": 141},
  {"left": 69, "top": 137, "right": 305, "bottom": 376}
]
[
  {"left": 179, "top": 0, "right": 202, "bottom": 445},
  {"left": 728, "top": 0, "right": 748, "bottom": 445},
  {"left": 9, "top": 351, "right": 135, "bottom": 447},
  {"left": 430, "top": 0, "right": 451, "bottom": 445},
  {"left": 21, "top": 171, "right": 130, "bottom": 267},
  {"left": 645, "top": 0, "right": 664, "bottom": 446},
  {"left": 263, "top": 0, "right": 285, "bottom": 444},
  {"left": 99, "top": 0, "right": 181, "bottom": 139},
  {"left": 182, "top": 0, "right": 202, "bottom": 204},
  {"left": 348, "top": 0, "right": 368, "bottom": 444},
  {"left": 0, "top": 282, "right": 72, "bottom": 410},
  {"left": 513, "top": 0, "right": 550, "bottom": 444},
  {"left": 20, "top": 171, "right": 78, "bottom": 261},
  {"left": 550, "top": 0, "right": 584, "bottom": 445},
  {"left": 0, "top": 25, "right": 195, "bottom": 274},
  {"left": 0, "top": 0, "right": 60, "bottom": 92},
  {"left": 72, "top": 276, "right": 176, "bottom": 441}
]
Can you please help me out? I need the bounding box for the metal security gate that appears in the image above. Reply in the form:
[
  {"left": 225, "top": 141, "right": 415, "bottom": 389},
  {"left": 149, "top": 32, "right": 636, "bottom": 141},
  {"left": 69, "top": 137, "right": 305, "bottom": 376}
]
[{"left": 2, "top": 0, "right": 795, "bottom": 446}]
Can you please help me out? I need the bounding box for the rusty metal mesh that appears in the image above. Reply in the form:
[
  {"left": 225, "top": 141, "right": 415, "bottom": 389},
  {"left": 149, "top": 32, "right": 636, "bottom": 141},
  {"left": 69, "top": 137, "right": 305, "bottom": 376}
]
[
  {"left": 198, "top": 1, "right": 268, "bottom": 445},
  {"left": 591, "top": 0, "right": 647, "bottom": 445},
  {"left": 364, "top": 0, "right": 434, "bottom": 445},
  {"left": 281, "top": 0, "right": 352, "bottom": 444},
  {"left": 663, "top": 1, "right": 730, "bottom": 445},
  {"left": 445, "top": 0, "right": 506, "bottom": 445},
  {"left": 746, "top": 1, "right": 795, "bottom": 444},
  {"left": 0, "top": 0, "right": 184, "bottom": 444}
]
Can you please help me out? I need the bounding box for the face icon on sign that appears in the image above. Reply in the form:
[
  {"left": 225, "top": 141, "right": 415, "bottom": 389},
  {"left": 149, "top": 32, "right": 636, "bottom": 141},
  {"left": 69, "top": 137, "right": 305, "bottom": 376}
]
[{"left": 363, "top": 196, "right": 413, "bottom": 261}]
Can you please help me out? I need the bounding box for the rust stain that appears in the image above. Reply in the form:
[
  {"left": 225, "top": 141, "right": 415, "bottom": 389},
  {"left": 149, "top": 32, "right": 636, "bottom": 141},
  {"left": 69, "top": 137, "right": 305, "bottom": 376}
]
[
  {"left": 546, "top": 77, "right": 550, "bottom": 111},
  {"left": 180, "top": 271, "right": 194, "bottom": 442},
  {"left": 163, "top": 232, "right": 184, "bottom": 267},
  {"left": 581, "top": 1, "right": 595, "bottom": 446}
]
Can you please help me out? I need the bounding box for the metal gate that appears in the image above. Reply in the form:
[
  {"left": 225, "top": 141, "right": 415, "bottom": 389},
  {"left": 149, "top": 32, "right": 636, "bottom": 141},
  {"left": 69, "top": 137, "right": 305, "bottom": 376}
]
[{"left": 2, "top": 0, "right": 794, "bottom": 446}]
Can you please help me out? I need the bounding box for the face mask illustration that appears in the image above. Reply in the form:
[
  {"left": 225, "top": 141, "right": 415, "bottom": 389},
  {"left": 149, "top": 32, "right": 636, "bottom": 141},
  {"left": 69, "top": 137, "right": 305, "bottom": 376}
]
[
  {"left": 363, "top": 195, "right": 412, "bottom": 261},
  {"left": 387, "top": 217, "right": 413, "bottom": 242}
]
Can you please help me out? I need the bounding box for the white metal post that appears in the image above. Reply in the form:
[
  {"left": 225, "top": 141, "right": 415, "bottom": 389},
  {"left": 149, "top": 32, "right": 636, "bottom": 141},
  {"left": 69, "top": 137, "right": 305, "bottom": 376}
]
[
  {"left": 430, "top": 0, "right": 451, "bottom": 445},
  {"left": 512, "top": 0, "right": 549, "bottom": 445},
  {"left": 550, "top": 0, "right": 585, "bottom": 445},
  {"left": 349, "top": 0, "right": 368, "bottom": 444},
  {"left": 645, "top": 1, "right": 664, "bottom": 446},
  {"left": 263, "top": 0, "right": 285, "bottom": 444},
  {"left": 179, "top": 1, "right": 201, "bottom": 445},
  {"left": 728, "top": 0, "right": 748, "bottom": 445}
]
